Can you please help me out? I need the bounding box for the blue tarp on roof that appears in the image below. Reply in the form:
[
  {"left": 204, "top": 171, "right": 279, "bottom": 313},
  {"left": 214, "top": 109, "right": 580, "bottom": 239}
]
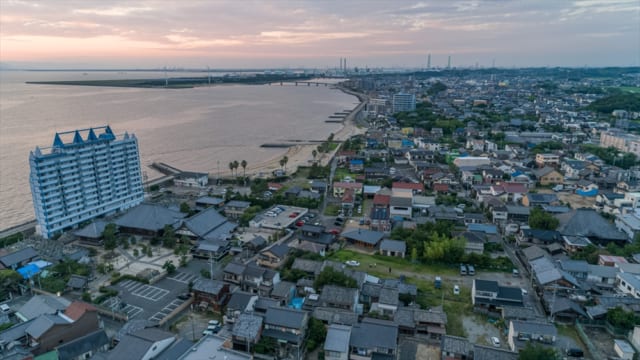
[
  {"left": 576, "top": 188, "right": 598, "bottom": 197},
  {"left": 17, "top": 263, "right": 40, "bottom": 279}
]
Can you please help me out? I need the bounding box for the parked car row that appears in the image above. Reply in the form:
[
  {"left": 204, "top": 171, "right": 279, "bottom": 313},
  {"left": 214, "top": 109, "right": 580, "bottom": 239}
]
[{"left": 460, "top": 264, "right": 475, "bottom": 276}]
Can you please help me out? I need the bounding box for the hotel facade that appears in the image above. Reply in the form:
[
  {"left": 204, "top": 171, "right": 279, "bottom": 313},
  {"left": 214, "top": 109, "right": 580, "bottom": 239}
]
[{"left": 29, "top": 126, "right": 144, "bottom": 238}]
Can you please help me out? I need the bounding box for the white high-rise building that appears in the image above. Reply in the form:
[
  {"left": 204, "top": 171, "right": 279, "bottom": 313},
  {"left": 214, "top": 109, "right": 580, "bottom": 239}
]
[
  {"left": 29, "top": 126, "right": 144, "bottom": 238},
  {"left": 392, "top": 93, "right": 416, "bottom": 113}
]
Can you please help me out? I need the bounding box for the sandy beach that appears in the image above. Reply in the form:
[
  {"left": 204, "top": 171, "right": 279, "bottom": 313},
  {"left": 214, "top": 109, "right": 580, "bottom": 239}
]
[{"left": 242, "top": 90, "right": 367, "bottom": 178}]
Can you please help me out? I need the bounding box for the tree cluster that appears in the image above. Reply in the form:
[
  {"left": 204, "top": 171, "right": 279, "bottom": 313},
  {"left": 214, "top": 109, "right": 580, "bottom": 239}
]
[
  {"left": 587, "top": 92, "right": 640, "bottom": 113},
  {"left": 528, "top": 207, "right": 559, "bottom": 230},
  {"left": 580, "top": 144, "right": 638, "bottom": 169},
  {"left": 607, "top": 306, "right": 640, "bottom": 331},
  {"left": 314, "top": 266, "right": 357, "bottom": 289}
]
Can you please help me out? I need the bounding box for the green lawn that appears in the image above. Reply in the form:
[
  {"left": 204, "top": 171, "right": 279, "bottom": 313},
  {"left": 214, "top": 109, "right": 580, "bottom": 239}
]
[
  {"left": 334, "top": 168, "right": 358, "bottom": 182},
  {"left": 619, "top": 86, "right": 640, "bottom": 94},
  {"left": 328, "top": 249, "right": 458, "bottom": 277},
  {"left": 328, "top": 249, "right": 472, "bottom": 337}
]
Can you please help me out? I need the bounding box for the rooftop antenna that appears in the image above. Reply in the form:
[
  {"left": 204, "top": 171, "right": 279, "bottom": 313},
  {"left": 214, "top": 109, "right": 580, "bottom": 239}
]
[{"left": 427, "top": 54, "right": 431, "bottom": 69}]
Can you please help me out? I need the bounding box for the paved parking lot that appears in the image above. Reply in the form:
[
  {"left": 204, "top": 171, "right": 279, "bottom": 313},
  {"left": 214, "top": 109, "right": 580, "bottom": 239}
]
[
  {"left": 101, "top": 297, "right": 144, "bottom": 319},
  {"left": 118, "top": 280, "right": 170, "bottom": 301},
  {"left": 167, "top": 271, "right": 198, "bottom": 284},
  {"left": 149, "top": 298, "right": 186, "bottom": 322}
]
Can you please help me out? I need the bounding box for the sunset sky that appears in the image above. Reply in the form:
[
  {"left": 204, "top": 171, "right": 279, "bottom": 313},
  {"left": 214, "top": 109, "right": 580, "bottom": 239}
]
[{"left": 1, "top": 0, "right": 639, "bottom": 69}]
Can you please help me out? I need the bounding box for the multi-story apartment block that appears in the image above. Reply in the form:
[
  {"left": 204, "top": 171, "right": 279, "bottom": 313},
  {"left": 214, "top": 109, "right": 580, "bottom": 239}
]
[
  {"left": 600, "top": 130, "right": 640, "bottom": 157},
  {"left": 392, "top": 93, "right": 416, "bottom": 113},
  {"left": 29, "top": 126, "right": 144, "bottom": 238}
]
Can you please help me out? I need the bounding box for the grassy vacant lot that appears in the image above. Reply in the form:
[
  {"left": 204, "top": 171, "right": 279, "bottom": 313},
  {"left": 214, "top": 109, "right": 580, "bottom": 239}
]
[
  {"left": 328, "top": 249, "right": 472, "bottom": 337},
  {"left": 619, "top": 86, "right": 640, "bottom": 94},
  {"left": 334, "top": 168, "right": 358, "bottom": 181}
]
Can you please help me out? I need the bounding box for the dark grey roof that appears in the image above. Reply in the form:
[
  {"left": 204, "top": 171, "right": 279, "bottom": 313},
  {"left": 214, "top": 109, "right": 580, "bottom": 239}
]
[
  {"left": 588, "top": 264, "right": 617, "bottom": 278},
  {"left": 227, "top": 291, "right": 256, "bottom": 311},
  {"left": 378, "top": 287, "right": 399, "bottom": 306},
  {"left": 198, "top": 239, "right": 229, "bottom": 252},
  {"left": 474, "top": 279, "right": 499, "bottom": 293},
  {"left": 224, "top": 262, "right": 246, "bottom": 275},
  {"left": 243, "top": 263, "right": 266, "bottom": 278},
  {"left": 263, "top": 243, "right": 290, "bottom": 258},
  {"left": 115, "top": 203, "right": 185, "bottom": 232},
  {"left": 324, "top": 324, "right": 351, "bottom": 353},
  {"left": 319, "top": 285, "right": 358, "bottom": 306},
  {"left": 291, "top": 258, "right": 323, "bottom": 274},
  {"left": 195, "top": 196, "right": 225, "bottom": 206},
  {"left": 441, "top": 335, "right": 474, "bottom": 355},
  {"left": 232, "top": 313, "right": 263, "bottom": 340},
  {"left": 193, "top": 278, "right": 225, "bottom": 295},
  {"left": 74, "top": 220, "right": 108, "bottom": 239},
  {"left": 556, "top": 209, "right": 627, "bottom": 241},
  {"left": 350, "top": 318, "right": 398, "bottom": 351},
  {"left": 341, "top": 229, "right": 384, "bottom": 245},
  {"left": 0, "top": 247, "right": 38, "bottom": 267},
  {"left": 271, "top": 281, "right": 295, "bottom": 299},
  {"left": 225, "top": 200, "right": 251, "bottom": 209},
  {"left": 264, "top": 307, "right": 307, "bottom": 329},
  {"left": 57, "top": 330, "right": 109, "bottom": 360},
  {"left": 547, "top": 296, "right": 587, "bottom": 317},
  {"left": 502, "top": 306, "right": 538, "bottom": 320},
  {"left": 312, "top": 307, "right": 359, "bottom": 325},
  {"left": 510, "top": 320, "right": 557, "bottom": 336},
  {"left": 0, "top": 318, "right": 34, "bottom": 344},
  {"left": 505, "top": 205, "right": 530, "bottom": 215},
  {"left": 521, "top": 229, "right": 561, "bottom": 242},
  {"left": 393, "top": 307, "right": 415, "bottom": 328},
  {"left": 559, "top": 260, "right": 589, "bottom": 273},
  {"left": 254, "top": 297, "right": 280, "bottom": 312},
  {"left": 380, "top": 239, "right": 406, "bottom": 253},
  {"left": 361, "top": 283, "right": 382, "bottom": 298},
  {"left": 66, "top": 274, "right": 88, "bottom": 289},
  {"left": 155, "top": 338, "right": 194, "bottom": 360},
  {"left": 473, "top": 345, "right": 519, "bottom": 360},
  {"left": 17, "top": 294, "right": 71, "bottom": 321},
  {"left": 182, "top": 207, "right": 229, "bottom": 238},
  {"left": 26, "top": 314, "right": 69, "bottom": 338},
  {"left": 525, "top": 193, "right": 558, "bottom": 203},
  {"left": 521, "top": 245, "right": 547, "bottom": 261}
]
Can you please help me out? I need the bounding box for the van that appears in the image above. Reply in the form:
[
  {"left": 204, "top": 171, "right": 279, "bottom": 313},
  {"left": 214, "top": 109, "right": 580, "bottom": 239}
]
[
  {"left": 467, "top": 265, "right": 475, "bottom": 276},
  {"left": 566, "top": 348, "right": 584, "bottom": 357},
  {"left": 460, "top": 264, "right": 467, "bottom": 276}
]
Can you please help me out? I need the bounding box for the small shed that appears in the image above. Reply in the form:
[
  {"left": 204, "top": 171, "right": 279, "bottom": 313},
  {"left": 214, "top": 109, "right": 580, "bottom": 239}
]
[
  {"left": 614, "top": 339, "right": 635, "bottom": 360},
  {"left": 379, "top": 240, "right": 406, "bottom": 258}
]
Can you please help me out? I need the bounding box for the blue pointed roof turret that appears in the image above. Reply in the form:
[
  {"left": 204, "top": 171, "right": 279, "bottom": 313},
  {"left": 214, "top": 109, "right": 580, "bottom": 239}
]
[
  {"left": 34, "top": 146, "right": 42, "bottom": 156},
  {"left": 73, "top": 130, "right": 84, "bottom": 144},
  {"left": 104, "top": 125, "right": 113, "bottom": 135},
  {"left": 87, "top": 128, "right": 98, "bottom": 141},
  {"left": 53, "top": 133, "right": 64, "bottom": 148}
]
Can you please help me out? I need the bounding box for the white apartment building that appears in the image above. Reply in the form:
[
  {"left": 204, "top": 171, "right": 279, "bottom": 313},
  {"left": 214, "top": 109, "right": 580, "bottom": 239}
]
[{"left": 29, "top": 126, "right": 144, "bottom": 238}]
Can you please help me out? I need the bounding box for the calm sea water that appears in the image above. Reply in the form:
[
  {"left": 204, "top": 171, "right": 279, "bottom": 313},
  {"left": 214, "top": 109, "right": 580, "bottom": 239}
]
[{"left": 0, "top": 71, "right": 357, "bottom": 230}]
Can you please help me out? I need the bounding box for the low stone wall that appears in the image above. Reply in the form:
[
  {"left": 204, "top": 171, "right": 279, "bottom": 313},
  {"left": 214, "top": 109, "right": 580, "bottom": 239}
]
[{"left": 158, "top": 297, "right": 193, "bottom": 326}]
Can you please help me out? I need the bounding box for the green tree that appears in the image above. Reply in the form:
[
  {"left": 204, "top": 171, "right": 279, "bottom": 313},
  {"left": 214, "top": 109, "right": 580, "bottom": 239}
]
[
  {"left": 241, "top": 160, "right": 247, "bottom": 177},
  {"left": 314, "top": 266, "right": 357, "bottom": 289},
  {"left": 133, "top": 249, "right": 139, "bottom": 257},
  {"left": 306, "top": 318, "right": 327, "bottom": 351},
  {"left": 102, "top": 223, "right": 117, "bottom": 250},
  {"left": 411, "top": 247, "right": 418, "bottom": 263},
  {"left": 312, "top": 149, "right": 318, "bottom": 162},
  {"left": 518, "top": 342, "right": 561, "bottom": 360},
  {"left": 180, "top": 202, "right": 191, "bottom": 214},
  {"left": 162, "top": 224, "right": 177, "bottom": 249},
  {"left": 0, "top": 270, "right": 22, "bottom": 300},
  {"left": 162, "top": 260, "right": 176, "bottom": 274},
  {"left": 528, "top": 207, "right": 559, "bottom": 230}
]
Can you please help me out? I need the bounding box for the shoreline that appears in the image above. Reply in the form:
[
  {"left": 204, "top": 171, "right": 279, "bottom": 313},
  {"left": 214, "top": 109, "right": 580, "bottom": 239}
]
[
  {"left": 237, "top": 85, "right": 368, "bottom": 178},
  {"left": 0, "top": 85, "right": 368, "bottom": 235}
]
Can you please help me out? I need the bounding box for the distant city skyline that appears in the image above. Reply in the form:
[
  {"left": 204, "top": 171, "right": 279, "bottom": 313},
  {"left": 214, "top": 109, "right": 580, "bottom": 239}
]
[{"left": 1, "top": 0, "right": 639, "bottom": 69}]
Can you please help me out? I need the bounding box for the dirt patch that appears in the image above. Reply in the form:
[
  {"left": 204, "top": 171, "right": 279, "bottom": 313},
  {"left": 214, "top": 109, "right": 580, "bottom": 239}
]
[
  {"left": 583, "top": 326, "right": 617, "bottom": 359},
  {"left": 538, "top": 188, "right": 595, "bottom": 209},
  {"left": 416, "top": 343, "right": 441, "bottom": 360},
  {"left": 462, "top": 315, "right": 502, "bottom": 347}
]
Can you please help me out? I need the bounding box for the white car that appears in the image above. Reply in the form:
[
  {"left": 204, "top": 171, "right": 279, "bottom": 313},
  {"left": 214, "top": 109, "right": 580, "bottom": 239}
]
[
  {"left": 208, "top": 320, "right": 220, "bottom": 326},
  {"left": 521, "top": 288, "right": 528, "bottom": 296},
  {"left": 202, "top": 330, "right": 214, "bottom": 336},
  {"left": 345, "top": 260, "right": 360, "bottom": 267},
  {"left": 453, "top": 285, "right": 460, "bottom": 295},
  {"left": 491, "top": 336, "right": 500, "bottom": 347}
]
